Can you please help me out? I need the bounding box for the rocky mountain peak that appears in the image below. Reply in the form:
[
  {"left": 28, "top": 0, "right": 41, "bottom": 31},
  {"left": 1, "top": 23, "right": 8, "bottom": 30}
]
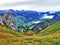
[{"left": 1, "top": 13, "right": 17, "bottom": 31}]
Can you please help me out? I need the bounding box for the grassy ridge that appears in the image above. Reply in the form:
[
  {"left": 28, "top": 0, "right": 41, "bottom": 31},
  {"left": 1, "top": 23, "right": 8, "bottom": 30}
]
[
  {"left": 39, "top": 21, "right": 60, "bottom": 36},
  {"left": 0, "top": 21, "right": 60, "bottom": 45}
]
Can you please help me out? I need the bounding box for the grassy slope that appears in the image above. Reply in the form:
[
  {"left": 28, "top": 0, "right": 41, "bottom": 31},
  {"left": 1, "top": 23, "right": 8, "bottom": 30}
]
[
  {"left": 0, "top": 21, "right": 60, "bottom": 45},
  {"left": 39, "top": 21, "right": 60, "bottom": 35},
  {"left": 0, "top": 25, "right": 24, "bottom": 45}
]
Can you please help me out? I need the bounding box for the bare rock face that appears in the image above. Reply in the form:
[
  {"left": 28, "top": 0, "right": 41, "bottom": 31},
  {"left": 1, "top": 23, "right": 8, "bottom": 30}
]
[
  {"left": 32, "top": 20, "right": 53, "bottom": 33},
  {"left": 2, "top": 13, "right": 17, "bottom": 31},
  {"left": 0, "top": 16, "right": 4, "bottom": 25}
]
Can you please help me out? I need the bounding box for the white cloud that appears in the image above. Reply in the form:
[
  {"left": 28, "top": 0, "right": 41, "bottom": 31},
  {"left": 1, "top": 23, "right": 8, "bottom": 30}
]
[
  {"left": 32, "top": 5, "right": 60, "bottom": 11},
  {"left": 0, "top": 5, "right": 60, "bottom": 11},
  {"left": 0, "top": 0, "right": 33, "bottom": 4},
  {"left": 42, "top": 14, "right": 54, "bottom": 19},
  {"left": 0, "top": 0, "right": 60, "bottom": 11},
  {"left": 42, "top": 0, "right": 60, "bottom": 5},
  {"left": 33, "top": 21, "right": 41, "bottom": 24},
  {"left": 0, "top": 5, "right": 31, "bottom": 10}
]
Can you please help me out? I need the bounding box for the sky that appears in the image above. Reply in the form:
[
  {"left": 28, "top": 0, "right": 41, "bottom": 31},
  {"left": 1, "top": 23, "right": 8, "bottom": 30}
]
[{"left": 0, "top": 0, "right": 60, "bottom": 11}]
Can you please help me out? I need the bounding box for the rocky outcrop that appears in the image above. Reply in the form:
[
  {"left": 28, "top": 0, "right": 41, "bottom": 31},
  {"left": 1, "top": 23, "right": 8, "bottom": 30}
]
[
  {"left": 32, "top": 19, "right": 53, "bottom": 33},
  {"left": 0, "top": 16, "right": 4, "bottom": 25},
  {"left": 1, "top": 13, "right": 17, "bottom": 31},
  {"left": 0, "top": 13, "right": 27, "bottom": 33}
]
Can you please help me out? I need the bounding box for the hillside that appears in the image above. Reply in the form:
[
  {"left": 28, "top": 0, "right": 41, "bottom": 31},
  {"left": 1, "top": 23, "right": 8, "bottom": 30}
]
[
  {"left": 0, "top": 25, "right": 24, "bottom": 45},
  {"left": 0, "top": 21, "right": 60, "bottom": 45},
  {"left": 39, "top": 21, "right": 60, "bottom": 36}
]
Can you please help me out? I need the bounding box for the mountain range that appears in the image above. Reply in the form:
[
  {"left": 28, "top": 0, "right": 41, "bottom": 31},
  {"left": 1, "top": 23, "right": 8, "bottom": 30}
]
[{"left": 0, "top": 9, "right": 60, "bottom": 33}]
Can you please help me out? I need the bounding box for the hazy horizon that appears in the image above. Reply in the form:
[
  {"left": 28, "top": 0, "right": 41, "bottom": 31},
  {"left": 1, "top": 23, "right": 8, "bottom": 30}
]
[{"left": 0, "top": 0, "right": 60, "bottom": 11}]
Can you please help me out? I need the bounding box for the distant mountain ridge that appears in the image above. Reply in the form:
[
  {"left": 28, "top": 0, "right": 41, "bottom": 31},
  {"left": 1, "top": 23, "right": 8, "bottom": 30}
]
[{"left": 0, "top": 9, "right": 60, "bottom": 33}]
